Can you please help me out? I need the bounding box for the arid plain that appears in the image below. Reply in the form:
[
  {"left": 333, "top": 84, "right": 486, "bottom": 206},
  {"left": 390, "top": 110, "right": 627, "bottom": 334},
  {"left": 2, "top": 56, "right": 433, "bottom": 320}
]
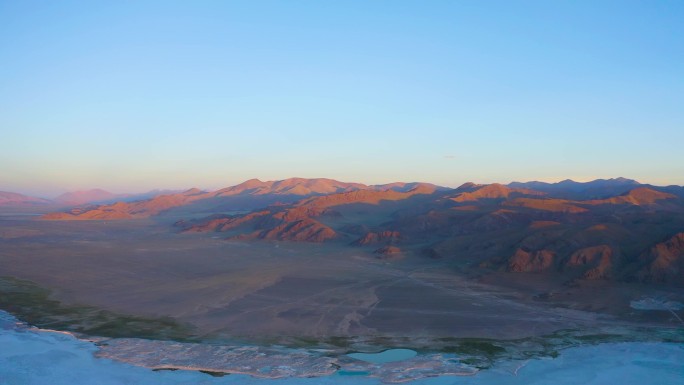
[{"left": 2, "top": 177, "right": 683, "bottom": 351}]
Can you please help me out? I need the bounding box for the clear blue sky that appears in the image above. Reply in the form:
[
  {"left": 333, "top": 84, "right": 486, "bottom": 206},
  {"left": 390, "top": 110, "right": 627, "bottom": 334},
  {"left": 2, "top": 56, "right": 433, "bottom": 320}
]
[{"left": 1, "top": 1, "right": 683, "bottom": 197}]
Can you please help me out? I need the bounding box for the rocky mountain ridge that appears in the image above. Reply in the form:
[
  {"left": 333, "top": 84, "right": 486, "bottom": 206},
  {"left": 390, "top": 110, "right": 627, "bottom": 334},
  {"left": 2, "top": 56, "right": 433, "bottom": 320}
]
[
  {"left": 176, "top": 180, "right": 684, "bottom": 287},
  {"left": 7, "top": 177, "right": 684, "bottom": 286},
  {"left": 39, "top": 178, "right": 443, "bottom": 220}
]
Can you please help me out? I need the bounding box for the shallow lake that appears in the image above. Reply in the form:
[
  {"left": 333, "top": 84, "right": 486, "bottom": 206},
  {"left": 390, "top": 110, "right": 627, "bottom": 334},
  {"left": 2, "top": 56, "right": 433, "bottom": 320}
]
[{"left": 347, "top": 348, "right": 418, "bottom": 363}]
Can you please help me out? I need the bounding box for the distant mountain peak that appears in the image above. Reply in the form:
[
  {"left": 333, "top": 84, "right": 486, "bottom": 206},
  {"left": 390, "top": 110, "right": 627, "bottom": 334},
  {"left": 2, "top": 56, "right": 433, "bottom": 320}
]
[
  {"left": 612, "top": 177, "right": 638, "bottom": 183},
  {"left": 183, "top": 188, "right": 204, "bottom": 195},
  {"left": 238, "top": 178, "right": 267, "bottom": 187},
  {"left": 0, "top": 191, "right": 51, "bottom": 206},
  {"left": 54, "top": 189, "right": 122, "bottom": 205},
  {"left": 454, "top": 182, "right": 482, "bottom": 192},
  {"left": 450, "top": 183, "right": 543, "bottom": 202}
]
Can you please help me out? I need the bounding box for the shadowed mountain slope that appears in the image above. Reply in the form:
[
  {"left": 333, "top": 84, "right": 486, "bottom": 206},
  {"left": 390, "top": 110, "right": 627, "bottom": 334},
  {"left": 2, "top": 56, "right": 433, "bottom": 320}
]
[
  {"left": 41, "top": 178, "right": 445, "bottom": 221},
  {"left": 42, "top": 188, "right": 208, "bottom": 220},
  {"left": 448, "top": 183, "right": 544, "bottom": 202},
  {"left": 508, "top": 177, "right": 641, "bottom": 200},
  {"left": 181, "top": 180, "right": 684, "bottom": 287},
  {"left": 638, "top": 232, "right": 684, "bottom": 285},
  {"left": 41, "top": 178, "right": 361, "bottom": 220},
  {"left": 35, "top": 177, "right": 684, "bottom": 286},
  {"left": 54, "top": 189, "right": 127, "bottom": 205},
  {"left": 584, "top": 187, "right": 677, "bottom": 206},
  {"left": 178, "top": 186, "right": 439, "bottom": 243}
]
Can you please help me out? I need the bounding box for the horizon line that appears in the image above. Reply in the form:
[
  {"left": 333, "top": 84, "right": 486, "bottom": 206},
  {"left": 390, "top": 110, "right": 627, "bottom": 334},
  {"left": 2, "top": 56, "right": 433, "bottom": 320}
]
[{"left": 4, "top": 175, "right": 683, "bottom": 200}]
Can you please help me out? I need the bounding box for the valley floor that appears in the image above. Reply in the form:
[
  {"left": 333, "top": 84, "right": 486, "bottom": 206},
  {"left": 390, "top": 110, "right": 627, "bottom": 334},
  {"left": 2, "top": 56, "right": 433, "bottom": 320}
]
[{"left": 1, "top": 216, "right": 683, "bottom": 344}]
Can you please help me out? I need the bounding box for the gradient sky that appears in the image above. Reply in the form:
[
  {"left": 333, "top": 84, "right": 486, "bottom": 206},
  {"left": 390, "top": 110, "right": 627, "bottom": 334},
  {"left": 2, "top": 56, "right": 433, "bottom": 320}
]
[{"left": 1, "top": 1, "right": 683, "bottom": 197}]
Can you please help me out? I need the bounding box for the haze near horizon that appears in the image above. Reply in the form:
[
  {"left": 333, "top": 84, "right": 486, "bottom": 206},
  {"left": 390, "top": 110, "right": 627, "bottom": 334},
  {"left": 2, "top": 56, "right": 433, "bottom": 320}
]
[{"left": 2, "top": 1, "right": 683, "bottom": 196}]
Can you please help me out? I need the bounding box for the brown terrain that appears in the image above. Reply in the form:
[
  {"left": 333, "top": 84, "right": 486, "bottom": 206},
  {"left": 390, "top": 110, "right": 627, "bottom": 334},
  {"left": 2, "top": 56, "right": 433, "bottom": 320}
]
[
  {"left": 40, "top": 178, "right": 441, "bottom": 221},
  {"left": 42, "top": 188, "right": 209, "bottom": 220},
  {"left": 54, "top": 189, "right": 127, "bottom": 205},
  {"left": 183, "top": 186, "right": 437, "bottom": 243},
  {"left": 38, "top": 177, "right": 684, "bottom": 287},
  {"left": 1, "top": 177, "right": 684, "bottom": 344}
]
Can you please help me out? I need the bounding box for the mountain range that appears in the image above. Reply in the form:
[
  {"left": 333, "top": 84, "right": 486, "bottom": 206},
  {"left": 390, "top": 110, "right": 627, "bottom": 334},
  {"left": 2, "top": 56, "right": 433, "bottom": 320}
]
[
  {"left": 4, "top": 177, "right": 684, "bottom": 287},
  {"left": 38, "top": 179, "right": 444, "bottom": 220}
]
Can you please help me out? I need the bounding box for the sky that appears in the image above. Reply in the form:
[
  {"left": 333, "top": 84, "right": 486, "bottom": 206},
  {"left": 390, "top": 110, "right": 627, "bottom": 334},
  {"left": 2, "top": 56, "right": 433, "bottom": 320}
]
[{"left": 1, "top": 1, "right": 683, "bottom": 197}]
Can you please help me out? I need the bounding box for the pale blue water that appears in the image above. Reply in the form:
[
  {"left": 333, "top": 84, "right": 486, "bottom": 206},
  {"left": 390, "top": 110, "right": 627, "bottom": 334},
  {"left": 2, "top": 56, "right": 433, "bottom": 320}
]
[{"left": 347, "top": 349, "right": 418, "bottom": 364}]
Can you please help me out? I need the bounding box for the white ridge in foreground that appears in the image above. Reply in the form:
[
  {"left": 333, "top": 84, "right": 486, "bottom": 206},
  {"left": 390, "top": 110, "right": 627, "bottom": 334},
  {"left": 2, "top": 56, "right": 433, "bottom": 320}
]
[{"left": 1, "top": 310, "right": 683, "bottom": 385}]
